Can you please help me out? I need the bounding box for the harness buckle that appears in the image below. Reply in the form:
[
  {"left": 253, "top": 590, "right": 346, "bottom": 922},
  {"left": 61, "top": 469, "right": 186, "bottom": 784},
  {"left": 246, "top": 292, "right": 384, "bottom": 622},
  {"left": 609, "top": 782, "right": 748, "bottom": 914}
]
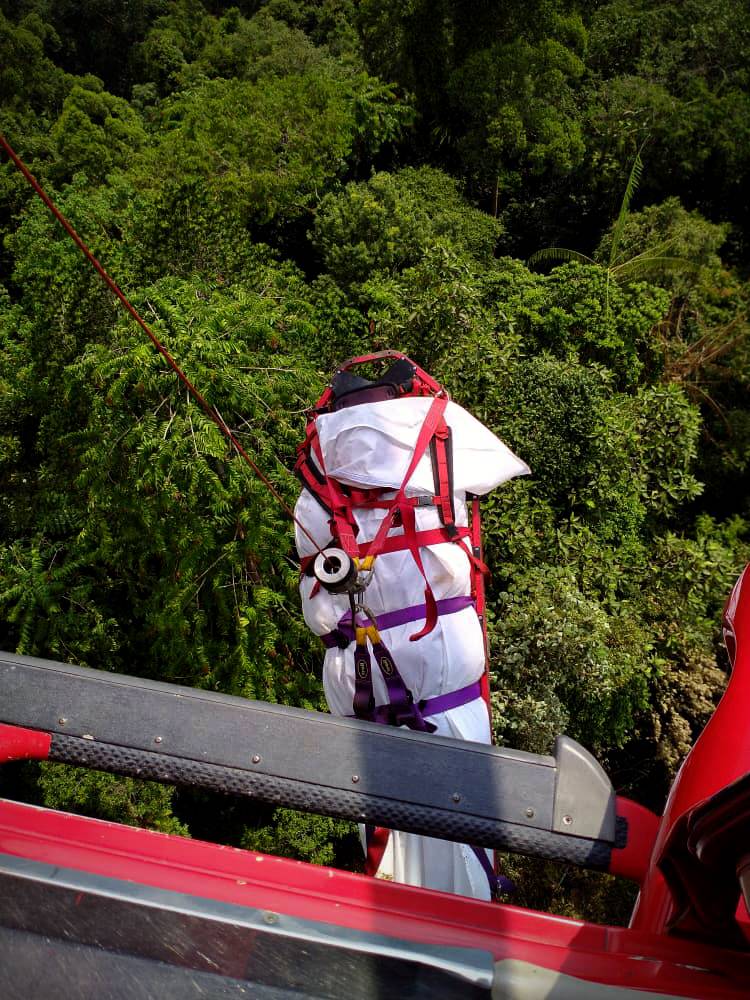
[
  {"left": 331, "top": 628, "right": 350, "bottom": 649},
  {"left": 389, "top": 698, "right": 437, "bottom": 733}
]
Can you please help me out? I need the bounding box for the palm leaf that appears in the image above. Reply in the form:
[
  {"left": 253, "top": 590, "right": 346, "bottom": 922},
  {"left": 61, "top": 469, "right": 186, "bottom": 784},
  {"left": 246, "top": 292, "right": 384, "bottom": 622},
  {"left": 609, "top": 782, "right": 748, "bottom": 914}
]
[
  {"left": 613, "top": 241, "right": 676, "bottom": 267},
  {"left": 608, "top": 148, "right": 644, "bottom": 269},
  {"left": 528, "top": 247, "right": 595, "bottom": 268},
  {"left": 612, "top": 256, "right": 701, "bottom": 281}
]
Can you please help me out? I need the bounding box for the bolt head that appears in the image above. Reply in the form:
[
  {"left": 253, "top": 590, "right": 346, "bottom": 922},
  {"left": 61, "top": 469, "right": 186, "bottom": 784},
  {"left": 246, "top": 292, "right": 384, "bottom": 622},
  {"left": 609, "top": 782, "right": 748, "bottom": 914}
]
[
  {"left": 351, "top": 774, "right": 360, "bottom": 783},
  {"left": 452, "top": 792, "right": 461, "bottom": 803},
  {"left": 562, "top": 814, "right": 573, "bottom": 826},
  {"left": 154, "top": 736, "right": 163, "bottom": 744},
  {"left": 251, "top": 754, "right": 261, "bottom": 764},
  {"left": 525, "top": 807, "right": 535, "bottom": 819}
]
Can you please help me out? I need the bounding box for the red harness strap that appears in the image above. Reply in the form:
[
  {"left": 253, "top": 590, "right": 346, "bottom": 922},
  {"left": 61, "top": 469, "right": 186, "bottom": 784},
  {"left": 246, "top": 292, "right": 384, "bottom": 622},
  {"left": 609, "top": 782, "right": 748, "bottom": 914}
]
[
  {"left": 364, "top": 825, "right": 391, "bottom": 876},
  {"left": 295, "top": 427, "right": 362, "bottom": 558},
  {"left": 298, "top": 526, "right": 479, "bottom": 585},
  {"left": 294, "top": 426, "right": 332, "bottom": 514},
  {"left": 326, "top": 483, "right": 360, "bottom": 557},
  {"left": 365, "top": 395, "right": 449, "bottom": 552},
  {"left": 304, "top": 433, "right": 359, "bottom": 559},
  {"left": 296, "top": 396, "right": 490, "bottom": 638},
  {"left": 470, "top": 495, "right": 491, "bottom": 712},
  {"left": 357, "top": 525, "right": 467, "bottom": 557},
  {"left": 360, "top": 396, "right": 449, "bottom": 639},
  {"left": 298, "top": 397, "right": 453, "bottom": 635},
  {"left": 430, "top": 419, "right": 457, "bottom": 534}
]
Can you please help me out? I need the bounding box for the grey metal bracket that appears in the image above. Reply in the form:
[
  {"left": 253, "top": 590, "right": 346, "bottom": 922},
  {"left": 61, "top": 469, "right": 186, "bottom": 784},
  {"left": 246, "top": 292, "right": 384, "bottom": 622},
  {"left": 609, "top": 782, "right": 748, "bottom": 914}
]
[{"left": 0, "top": 650, "right": 621, "bottom": 869}]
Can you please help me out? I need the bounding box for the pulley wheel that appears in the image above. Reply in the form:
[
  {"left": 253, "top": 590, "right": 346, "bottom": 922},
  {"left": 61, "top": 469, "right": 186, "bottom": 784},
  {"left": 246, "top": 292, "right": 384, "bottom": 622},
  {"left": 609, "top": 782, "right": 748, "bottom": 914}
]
[{"left": 313, "top": 547, "right": 357, "bottom": 594}]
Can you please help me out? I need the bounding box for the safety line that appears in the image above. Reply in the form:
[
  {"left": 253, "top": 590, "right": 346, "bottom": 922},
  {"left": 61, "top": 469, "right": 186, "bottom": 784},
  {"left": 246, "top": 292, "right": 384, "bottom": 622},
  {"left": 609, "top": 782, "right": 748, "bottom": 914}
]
[{"left": 0, "top": 132, "right": 324, "bottom": 557}]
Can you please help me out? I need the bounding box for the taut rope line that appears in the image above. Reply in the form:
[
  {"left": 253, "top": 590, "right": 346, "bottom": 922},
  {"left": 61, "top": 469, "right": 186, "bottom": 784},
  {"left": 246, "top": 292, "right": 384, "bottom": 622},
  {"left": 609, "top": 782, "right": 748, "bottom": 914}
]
[{"left": 0, "top": 132, "right": 324, "bottom": 557}]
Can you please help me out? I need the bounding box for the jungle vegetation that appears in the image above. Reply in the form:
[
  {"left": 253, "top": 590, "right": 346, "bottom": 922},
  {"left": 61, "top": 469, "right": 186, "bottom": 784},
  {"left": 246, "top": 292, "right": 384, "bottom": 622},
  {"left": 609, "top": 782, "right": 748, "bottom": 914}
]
[{"left": 1, "top": 0, "right": 748, "bottom": 923}]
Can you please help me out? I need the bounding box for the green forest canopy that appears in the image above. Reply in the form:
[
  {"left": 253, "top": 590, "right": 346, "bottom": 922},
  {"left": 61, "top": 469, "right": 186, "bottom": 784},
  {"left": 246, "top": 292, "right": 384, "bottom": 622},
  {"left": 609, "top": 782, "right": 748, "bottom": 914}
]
[{"left": 1, "top": 0, "right": 749, "bottom": 921}]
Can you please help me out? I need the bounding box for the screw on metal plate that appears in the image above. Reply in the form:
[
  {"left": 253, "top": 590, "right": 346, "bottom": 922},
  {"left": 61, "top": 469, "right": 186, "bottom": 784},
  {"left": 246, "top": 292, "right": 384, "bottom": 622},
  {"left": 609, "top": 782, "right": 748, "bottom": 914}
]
[
  {"left": 451, "top": 792, "right": 461, "bottom": 803},
  {"left": 525, "top": 807, "right": 535, "bottom": 819},
  {"left": 562, "top": 814, "right": 573, "bottom": 826},
  {"left": 262, "top": 911, "right": 280, "bottom": 925},
  {"left": 154, "top": 736, "right": 163, "bottom": 744},
  {"left": 58, "top": 717, "right": 67, "bottom": 725},
  {"left": 251, "top": 754, "right": 261, "bottom": 764},
  {"left": 351, "top": 774, "right": 360, "bottom": 783}
]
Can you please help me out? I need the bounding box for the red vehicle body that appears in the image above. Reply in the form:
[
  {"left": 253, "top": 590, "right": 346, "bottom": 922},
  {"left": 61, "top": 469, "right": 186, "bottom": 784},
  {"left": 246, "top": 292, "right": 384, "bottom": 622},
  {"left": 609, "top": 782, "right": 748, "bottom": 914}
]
[{"left": 1, "top": 564, "right": 750, "bottom": 997}]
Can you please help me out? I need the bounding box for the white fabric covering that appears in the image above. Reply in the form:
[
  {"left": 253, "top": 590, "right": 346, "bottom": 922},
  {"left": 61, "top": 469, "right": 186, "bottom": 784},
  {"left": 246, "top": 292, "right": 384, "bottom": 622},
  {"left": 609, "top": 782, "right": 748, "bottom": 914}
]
[
  {"left": 316, "top": 397, "right": 528, "bottom": 496},
  {"left": 295, "top": 397, "right": 529, "bottom": 898}
]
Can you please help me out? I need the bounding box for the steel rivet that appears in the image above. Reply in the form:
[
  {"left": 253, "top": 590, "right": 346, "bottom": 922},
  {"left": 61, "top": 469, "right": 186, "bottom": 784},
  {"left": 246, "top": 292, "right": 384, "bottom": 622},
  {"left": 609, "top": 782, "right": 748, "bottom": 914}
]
[
  {"left": 452, "top": 792, "right": 461, "bottom": 803},
  {"left": 154, "top": 736, "right": 163, "bottom": 744},
  {"left": 263, "top": 911, "right": 279, "bottom": 925},
  {"left": 525, "top": 807, "right": 535, "bottom": 819},
  {"left": 562, "top": 814, "right": 573, "bottom": 826},
  {"left": 251, "top": 754, "right": 261, "bottom": 764},
  {"left": 58, "top": 717, "right": 67, "bottom": 725},
  {"left": 351, "top": 774, "right": 360, "bottom": 784}
]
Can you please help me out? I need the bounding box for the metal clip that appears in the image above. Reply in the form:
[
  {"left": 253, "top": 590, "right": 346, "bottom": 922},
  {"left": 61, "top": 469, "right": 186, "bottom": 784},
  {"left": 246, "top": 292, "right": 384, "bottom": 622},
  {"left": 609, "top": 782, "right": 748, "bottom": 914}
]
[{"left": 353, "top": 594, "right": 381, "bottom": 644}]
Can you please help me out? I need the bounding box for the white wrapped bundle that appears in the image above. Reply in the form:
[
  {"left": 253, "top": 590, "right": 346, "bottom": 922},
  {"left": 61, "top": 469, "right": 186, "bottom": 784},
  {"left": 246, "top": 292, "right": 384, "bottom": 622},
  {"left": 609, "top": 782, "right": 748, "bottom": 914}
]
[{"left": 295, "top": 397, "right": 529, "bottom": 898}]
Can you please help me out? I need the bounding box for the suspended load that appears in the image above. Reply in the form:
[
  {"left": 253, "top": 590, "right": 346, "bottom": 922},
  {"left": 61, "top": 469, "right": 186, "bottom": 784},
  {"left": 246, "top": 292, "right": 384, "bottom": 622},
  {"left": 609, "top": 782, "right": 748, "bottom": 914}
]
[{"left": 294, "top": 353, "right": 529, "bottom": 899}]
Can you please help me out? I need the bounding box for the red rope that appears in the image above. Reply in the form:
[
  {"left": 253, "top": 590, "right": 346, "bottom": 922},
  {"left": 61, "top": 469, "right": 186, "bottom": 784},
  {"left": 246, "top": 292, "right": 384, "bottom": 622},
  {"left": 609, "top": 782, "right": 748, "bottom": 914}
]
[{"left": 0, "top": 132, "right": 323, "bottom": 557}]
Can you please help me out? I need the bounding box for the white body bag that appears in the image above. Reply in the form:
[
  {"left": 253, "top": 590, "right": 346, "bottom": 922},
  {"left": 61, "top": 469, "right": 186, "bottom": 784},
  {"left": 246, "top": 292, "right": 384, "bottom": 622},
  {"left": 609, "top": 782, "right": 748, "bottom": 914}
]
[{"left": 295, "top": 390, "right": 528, "bottom": 898}]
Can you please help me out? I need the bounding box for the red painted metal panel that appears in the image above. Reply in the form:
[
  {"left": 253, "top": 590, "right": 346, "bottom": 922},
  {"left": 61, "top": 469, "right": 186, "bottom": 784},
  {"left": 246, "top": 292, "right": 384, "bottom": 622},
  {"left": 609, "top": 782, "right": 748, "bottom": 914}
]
[
  {"left": 1, "top": 798, "right": 749, "bottom": 997},
  {"left": 632, "top": 564, "right": 750, "bottom": 934},
  {"left": 610, "top": 796, "right": 660, "bottom": 883},
  {"left": 0, "top": 723, "right": 51, "bottom": 765}
]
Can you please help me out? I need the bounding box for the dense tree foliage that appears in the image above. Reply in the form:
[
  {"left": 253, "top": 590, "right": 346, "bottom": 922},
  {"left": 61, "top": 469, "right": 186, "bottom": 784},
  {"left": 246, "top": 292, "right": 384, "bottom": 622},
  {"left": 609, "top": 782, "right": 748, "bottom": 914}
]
[{"left": 0, "top": 0, "right": 748, "bottom": 921}]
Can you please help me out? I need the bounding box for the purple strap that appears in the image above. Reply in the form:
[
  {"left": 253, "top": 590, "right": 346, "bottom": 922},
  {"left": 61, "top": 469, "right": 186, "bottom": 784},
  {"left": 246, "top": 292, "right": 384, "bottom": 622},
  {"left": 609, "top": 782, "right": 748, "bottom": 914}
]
[
  {"left": 350, "top": 679, "right": 482, "bottom": 725},
  {"left": 322, "top": 595, "right": 474, "bottom": 649},
  {"left": 470, "top": 845, "right": 515, "bottom": 897},
  {"left": 371, "top": 641, "right": 410, "bottom": 712},
  {"left": 420, "top": 679, "right": 482, "bottom": 717},
  {"left": 352, "top": 641, "right": 375, "bottom": 718},
  {"left": 368, "top": 639, "right": 437, "bottom": 733}
]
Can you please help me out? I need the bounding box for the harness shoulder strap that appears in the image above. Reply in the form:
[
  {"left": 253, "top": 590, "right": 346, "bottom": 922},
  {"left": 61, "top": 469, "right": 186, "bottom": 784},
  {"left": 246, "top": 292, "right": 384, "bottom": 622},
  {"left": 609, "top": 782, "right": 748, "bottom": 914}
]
[
  {"left": 361, "top": 395, "right": 449, "bottom": 640},
  {"left": 298, "top": 423, "right": 360, "bottom": 557},
  {"left": 298, "top": 397, "right": 482, "bottom": 640},
  {"left": 429, "top": 418, "right": 457, "bottom": 536},
  {"left": 364, "top": 396, "right": 449, "bottom": 562},
  {"left": 294, "top": 422, "right": 332, "bottom": 515}
]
